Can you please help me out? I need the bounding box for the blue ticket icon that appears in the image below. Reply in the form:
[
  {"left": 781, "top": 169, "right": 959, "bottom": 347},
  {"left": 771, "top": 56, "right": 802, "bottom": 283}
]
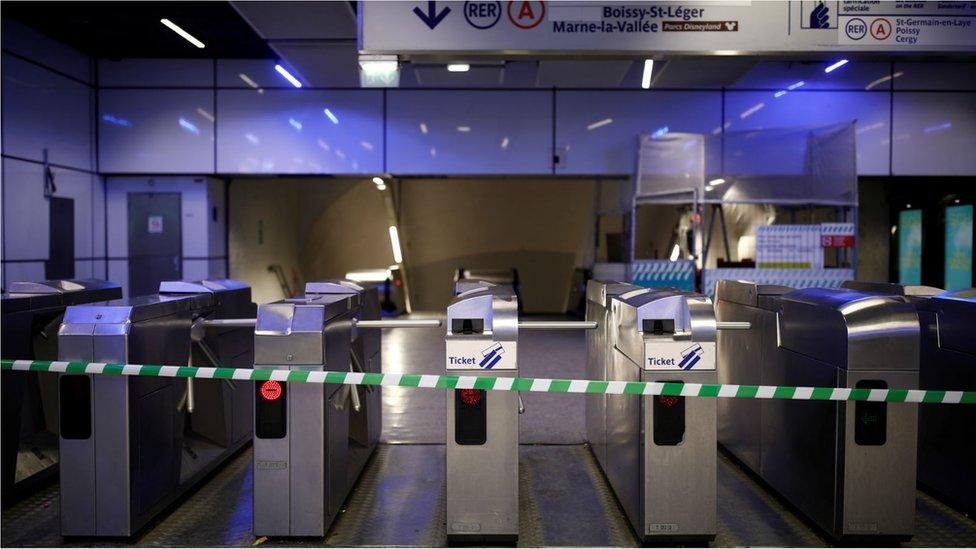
[{"left": 678, "top": 343, "right": 703, "bottom": 370}]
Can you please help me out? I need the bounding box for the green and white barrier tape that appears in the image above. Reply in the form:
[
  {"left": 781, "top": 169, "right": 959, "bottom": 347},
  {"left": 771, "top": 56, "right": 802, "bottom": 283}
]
[{"left": 3, "top": 359, "right": 974, "bottom": 405}]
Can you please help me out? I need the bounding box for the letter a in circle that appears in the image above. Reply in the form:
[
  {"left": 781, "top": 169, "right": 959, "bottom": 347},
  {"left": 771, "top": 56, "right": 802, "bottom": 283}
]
[{"left": 507, "top": 0, "right": 545, "bottom": 29}]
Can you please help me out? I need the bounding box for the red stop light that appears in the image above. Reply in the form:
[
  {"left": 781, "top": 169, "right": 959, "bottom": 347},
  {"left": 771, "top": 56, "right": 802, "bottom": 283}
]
[
  {"left": 459, "top": 389, "right": 482, "bottom": 406},
  {"left": 658, "top": 395, "right": 681, "bottom": 407},
  {"left": 260, "top": 380, "right": 283, "bottom": 401}
]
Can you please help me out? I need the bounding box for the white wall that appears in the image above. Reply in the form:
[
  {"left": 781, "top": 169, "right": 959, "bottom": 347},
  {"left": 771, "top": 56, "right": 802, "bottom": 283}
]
[
  {"left": 93, "top": 60, "right": 976, "bottom": 178},
  {"left": 1, "top": 20, "right": 103, "bottom": 287},
  {"left": 105, "top": 176, "right": 226, "bottom": 296}
]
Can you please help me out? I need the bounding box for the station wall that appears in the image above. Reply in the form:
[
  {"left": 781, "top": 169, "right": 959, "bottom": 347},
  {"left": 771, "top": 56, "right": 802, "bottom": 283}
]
[
  {"left": 91, "top": 58, "right": 976, "bottom": 178},
  {"left": 0, "top": 20, "right": 103, "bottom": 288}
]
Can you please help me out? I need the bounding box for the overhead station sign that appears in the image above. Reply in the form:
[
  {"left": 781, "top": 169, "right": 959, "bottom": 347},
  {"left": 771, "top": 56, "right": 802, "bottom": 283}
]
[{"left": 359, "top": 1, "right": 976, "bottom": 55}]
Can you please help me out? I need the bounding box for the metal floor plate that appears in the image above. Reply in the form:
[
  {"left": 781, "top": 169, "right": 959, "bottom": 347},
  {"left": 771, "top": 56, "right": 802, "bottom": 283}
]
[{"left": 3, "top": 443, "right": 975, "bottom": 547}]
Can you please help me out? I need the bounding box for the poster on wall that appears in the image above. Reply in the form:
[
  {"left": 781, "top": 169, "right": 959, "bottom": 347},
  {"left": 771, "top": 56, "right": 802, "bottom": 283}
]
[
  {"left": 944, "top": 204, "right": 973, "bottom": 290},
  {"left": 756, "top": 225, "right": 823, "bottom": 269},
  {"left": 898, "top": 209, "right": 922, "bottom": 285}
]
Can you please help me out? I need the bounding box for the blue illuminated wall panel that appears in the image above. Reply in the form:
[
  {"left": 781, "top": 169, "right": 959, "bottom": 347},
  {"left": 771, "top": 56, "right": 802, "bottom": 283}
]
[
  {"left": 386, "top": 90, "right": 552, "bottom": 174},
  {"left": 892, "top": 92, "right": 976, "bottom": 176},
  {"left": 99, "top": 89, "right": 215, "bottom": 173},
  {"left": 723, "top": 90, "right": 890, "bottom": 176},
  {"left": 216, "top": 89, "right": 383, "bottom": 174},
  {"left": 555, "top": 90, "right": 721, "bottom": 175},
  {"left": 2, "top": 54, "right": 93, "bottom": 171}
]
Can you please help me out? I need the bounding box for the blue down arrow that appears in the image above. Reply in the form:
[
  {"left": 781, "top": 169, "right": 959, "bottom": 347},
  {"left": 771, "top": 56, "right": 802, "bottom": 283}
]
[{"left": 413, "top": 1, "right": 451, "bottom": 29}]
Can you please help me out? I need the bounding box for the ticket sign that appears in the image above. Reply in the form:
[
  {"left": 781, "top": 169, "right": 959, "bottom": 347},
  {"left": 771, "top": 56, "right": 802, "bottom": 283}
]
[{"left": 360, "top": 1, "right": 976, "bottom": 55}]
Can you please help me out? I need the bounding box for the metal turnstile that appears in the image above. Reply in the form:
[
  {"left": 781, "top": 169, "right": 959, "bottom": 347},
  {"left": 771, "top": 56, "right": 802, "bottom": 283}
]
[
  {"left": 716, "top": 281, "right": 920, "bottom": 540},
  {"left": 446, "top": 282, "right": 520, "bottom": 543},
  {"left": 607, "top": 287, "right": 718, "bottom": 543},
  {"left": 253, "top": 280, "right": 398, "bottom": 537},
  {"left": 455, "top": 268, "right": 521, "bottom": 312},
  {"left": 714, "top": 281, "right": 791, "bottom": 474},
  {"left": 842, "top": 282, "right": 976, "bottom": 514},
  {"left": 1, "top": 279, "right": 121, "bottom": 505},
  {"left": 584, "top": 280, "right": 639, "bottom": 474},
  {"left": 321, "top": 281, "right": 383, "bottom": 485},
  {"left": 57, "top": 279, "right": 255, "bottom": 536}
]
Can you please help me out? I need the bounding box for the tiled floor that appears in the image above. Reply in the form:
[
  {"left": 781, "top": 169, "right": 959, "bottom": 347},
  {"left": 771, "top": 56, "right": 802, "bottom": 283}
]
[{"left": 3, "top": 315, "right": 973, "bottom": 547}]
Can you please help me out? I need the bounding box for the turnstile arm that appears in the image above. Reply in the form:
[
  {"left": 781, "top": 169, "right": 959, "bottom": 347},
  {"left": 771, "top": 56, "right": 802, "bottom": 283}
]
[
  {"left": 517, "top": 321, "right": 598, "bottom": 330},
  {"left": 716, "top": 321, "right": 751, "bottom": 330},
  {"left": 355, "top": 319, "right": 442, "bottom": 328},
  {"left": 202, "top": 318, "right": 443, "bottom": 329},
  {"left": 203, "top": 318, "right": 257, "bottom": 328}
]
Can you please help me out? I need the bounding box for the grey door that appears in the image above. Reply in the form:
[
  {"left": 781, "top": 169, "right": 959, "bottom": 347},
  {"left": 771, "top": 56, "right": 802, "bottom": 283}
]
[{"left": 128, "top": 193, "right": 181, "bottom": 297}]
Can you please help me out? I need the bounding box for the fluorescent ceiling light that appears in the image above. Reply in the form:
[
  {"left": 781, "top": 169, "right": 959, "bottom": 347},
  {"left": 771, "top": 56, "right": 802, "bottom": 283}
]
[
  {"left": 924, "top": 122, "right": 952, "bottom": 133},
  {"left": 447, "top": 63, "right": 470, "bottom": 72},
  {"left": 372, "top": 176, "right": 385, "bottom": 185},
  {"left": 774, "top": 90, "right": 787, "bottom": 98},
  {"left": 239, "top": 73, "right": 259, "bottom": 88},
  {"left": 323, "top": 108, "right": 339, "bottom": 124},
  {"left": 709, "top": 178, "right": 726, "bottom": 186},
  {"left": 288, "top": 117, "right": 302, "bottom": 130},
  {"left": 345, "top": 269, "right": 392, "bottom": 282},
  {"left": 855, "top": 122, "right": 885, "bottom": 134},
  {"left": 359, "top": 55, "right": 400, "bottom": 87},
  {"left": 317, "top": 139, "right": 329, "bottom": 151},
  {"left": 705, "top": 185, "right": 714, "bottom": 192},
  {"left": 389, "top": 226, "right": 403, "bottom": 263},
  {"left": 361, "top": 141, "right": 374, "bottom": 150},
  {"left": 195, "top": 107, "right": 214, "bottom": 122},
  {"left": 360, "top": 60, "right": 398, "bottom": 75},
  {"left": 586, "top": 118, "right": 613, "bottom": 131},
  {"left": 245, "top": 133, "right": 259, "bottom": 144},
  {"left": 500, "top": 137, "right": 509, "bottom": 149},
  {"left": 376, "top": 183, "right": 387, "bottom": 191},
  {"left": 457, "top": 126, "right": 471, "bottom": 132},
  {"left": 419, "top": 123, "right": 428, "bottom": 134},
  {"left": 641, "top": 59, "right": 654, "bottom": 89},
  {"left": 160, "top": 18, "right": 205, "bottom": 49},
  {"left": 178, "top": 117, "right": 200, "bottom": 135},
  {"left": 274, "top": 64, "right": 303, "bottom": 88},
  {"left": 739, "top": 102, "right": 765, "bottom": 119},
  {"left": 824, "top": 59, "right": 849, "bottom": 73}
]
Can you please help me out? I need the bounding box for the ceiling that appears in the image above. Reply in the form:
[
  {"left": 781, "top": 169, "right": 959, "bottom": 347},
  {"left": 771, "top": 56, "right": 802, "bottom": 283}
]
[{"left": 2, "top": 1, "right": 274, "bottom": 58}]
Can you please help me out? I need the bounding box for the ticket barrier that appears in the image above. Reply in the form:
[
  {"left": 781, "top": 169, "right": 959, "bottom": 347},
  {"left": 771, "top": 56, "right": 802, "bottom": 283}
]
[
  {"left": 606, "top": 287, "right": 720, "bottom": 543},
  {"left": 252, "top": 281, "right": 436, "bottom": 537},
  {"left": 841, "top": 282, "right": 976, "bottom": 514},
  {"left": 455, "top": 268, "right": 521, "bottom": 312},
  {"left": 1, "top": 279, "right": 121, "bottom": 505},
  {"left": 584, "top": 280, "right": 639, "bottom": 473},
  {"left": 445, "top": 282, "right": 520, "bottom": 543},
  {"left": 57, "top": 279, "right": 256, "bottom": 536},
  {"left": 715, "top": 281, "right": 920, "bottom": 540}
]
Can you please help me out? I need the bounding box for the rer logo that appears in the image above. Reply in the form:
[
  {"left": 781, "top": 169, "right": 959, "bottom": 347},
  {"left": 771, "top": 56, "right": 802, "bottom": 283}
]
[
  {"left": 845, "top": 17, "right": 867, "bottom": 40},
  {"left": 507, "top": 0, "right": 545, "bottom": 29},
  {"left": 465, "top": 1, "right": 502, "bottom": 29},
  {"left": 479, "top": 342, "right": 504, "bottom": 369}
]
